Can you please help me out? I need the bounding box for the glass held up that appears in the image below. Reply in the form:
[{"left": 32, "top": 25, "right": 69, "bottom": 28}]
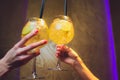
[
  {"left": 21, "top": 17, "right": 48, "bottom": 79},
  {"left": 48, "top": 15, "right": 74, "bottom": 71}
]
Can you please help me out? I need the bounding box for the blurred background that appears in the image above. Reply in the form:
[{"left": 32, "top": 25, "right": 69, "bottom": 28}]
[{"left": 0, "top": 0, "right": 119, "bottom": 80}]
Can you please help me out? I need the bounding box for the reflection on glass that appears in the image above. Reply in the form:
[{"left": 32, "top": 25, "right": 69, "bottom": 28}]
[
  {"left": 21, "top": 17, "right": 48, "bottom": 79},
  {"left": 48, "top": 15, "right": 74, "bottom": 71}
]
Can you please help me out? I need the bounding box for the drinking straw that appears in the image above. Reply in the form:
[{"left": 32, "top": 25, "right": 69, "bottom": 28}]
[
  {"left": 64, "top": 0, "right": 67, "bottom": 16},
  {"left": 40, "top": 0, "right": 45, "bottom": 18}
]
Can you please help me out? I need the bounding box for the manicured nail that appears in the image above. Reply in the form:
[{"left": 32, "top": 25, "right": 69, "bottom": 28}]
[
  {"left": 42, "top": 40, "right": 48, "bottom": 44},
  {"left": 34, "top": 29, "right": 39, "bottom": 34},
  {"left": 35, "top": 49, "right": 40, "bottom": 55}
]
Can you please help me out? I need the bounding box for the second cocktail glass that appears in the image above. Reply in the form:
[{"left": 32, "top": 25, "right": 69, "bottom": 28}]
[{"left": 48, "top": 15, "right": 74, "bottom": 71}]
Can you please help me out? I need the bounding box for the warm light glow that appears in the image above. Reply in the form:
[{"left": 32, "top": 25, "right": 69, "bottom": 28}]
[
  {"left": 21, "top": 17, "right": 49, "bottom": 53},
  {"left": 49, "top": 16, "right": 74, "bottom": 44}
]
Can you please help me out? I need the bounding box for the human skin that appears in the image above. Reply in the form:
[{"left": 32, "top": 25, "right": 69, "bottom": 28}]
[
  {"left": 0, "top": 29, "right": 47, "bottom": 77},
  {"left": 56, "top": 45, "right": 99, "bottom": 80}
]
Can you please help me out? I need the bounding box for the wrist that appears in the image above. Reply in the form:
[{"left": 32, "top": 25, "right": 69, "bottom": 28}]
[
  {"left": 0, "top": 58, "right": 10, "bottom": 76},
  {"left": 72, "top": 57, "right": 83, "bottom": 69},
  {"left": 71, "top": 57, "right": 99, "bottom": 80}
]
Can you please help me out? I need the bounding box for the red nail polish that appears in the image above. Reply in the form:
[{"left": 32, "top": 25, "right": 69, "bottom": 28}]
[
  {"left": 35, "top": 29, "right": 39, "bottom": 34},
  {"left": 43, "top": 40, "right": 47, "bottom": 44}
]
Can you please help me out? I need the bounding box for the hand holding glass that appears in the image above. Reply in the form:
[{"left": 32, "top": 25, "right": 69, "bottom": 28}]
[{"left": 49, "top": 15, "right": 74, "bottom": 70}]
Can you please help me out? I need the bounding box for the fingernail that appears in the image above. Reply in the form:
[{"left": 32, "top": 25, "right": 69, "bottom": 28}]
[
  {"left": 42, "top": 40, "right": 48, "bottom": 44},
  {"left": 34, "top": 29, "right": 39, "bottom": 34},
  {"left": 55, "top": 53, "right": 59, "bottom": 57},
  {"left": 35, "top": 51, "right": 40, "bottom": 56}
]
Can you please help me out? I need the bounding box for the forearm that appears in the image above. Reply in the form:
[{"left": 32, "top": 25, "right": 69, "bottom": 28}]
[
  {"left": 0, "top": 58, "right": 9, "bottom": 77},
  {"left": 72, "top": 57, "right": 99, "bottom": 80}
]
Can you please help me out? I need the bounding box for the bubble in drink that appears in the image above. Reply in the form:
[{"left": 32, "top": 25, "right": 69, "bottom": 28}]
[
  {"left": 21, "top": 17, "right": 48, "bottom": 54},
  {"left": 49, "top": 16, "right": 74, "bottom": 44}
]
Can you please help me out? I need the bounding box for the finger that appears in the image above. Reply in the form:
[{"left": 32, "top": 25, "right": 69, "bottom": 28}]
[
  {"left": 18, "top": 54, "right": 35, "bottom": 61},
  {"left": 56, "top": 45, "right": 66, "bottom": 51},
  {"left": 15, "top": 29, "right": 39, "bottom": 47},
  {"left": 68, "top": 48, "right": 79, "bottom": 59},
  {"left": 20, "top": 40, "right": 47, "bottom": 53},
  {"left": 56, "top": 44, "right": 64, "bottom": 48},
  {"left": 56, "top": 50, "right": 60, "bottom": 55},
  {"left": 55, "top": 51, "right": 62, "bottom": 60},
  {"left": 56, "top": 47, "right": 62, "bottom": 51},
  {"left": 55, "top": 52, "right": 59, "bottom": 58},
  {"left": 27, "top": 48, "right": 40, "bottom": 55},
  {"left": 63, "top": 46, "right": 70, "bottom": 52}
]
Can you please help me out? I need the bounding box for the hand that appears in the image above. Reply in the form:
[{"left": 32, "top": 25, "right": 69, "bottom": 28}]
[
  {"left": 1, "top": 29, "right": 47, "bottom": 70},
  {"left": 56, "top": 45, "right": 81, "bottom": 66},
  {"left": 56, "top": 45, "right": 99, "bottom": 80}
]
